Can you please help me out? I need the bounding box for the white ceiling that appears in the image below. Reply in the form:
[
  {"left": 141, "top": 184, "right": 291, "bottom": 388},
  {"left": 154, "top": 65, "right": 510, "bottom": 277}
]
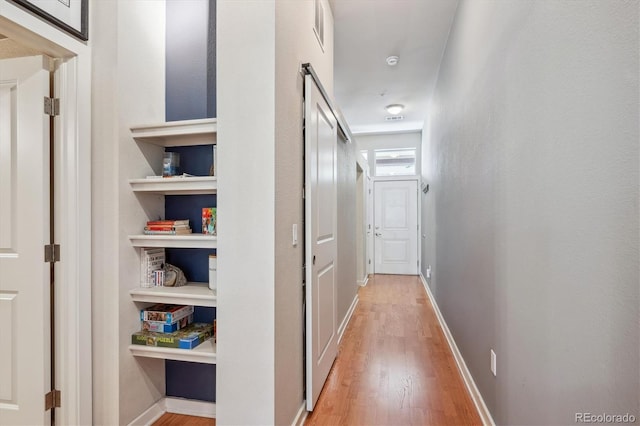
[{"left": 330, "top": 0, "right": 459, "bottom": 134}]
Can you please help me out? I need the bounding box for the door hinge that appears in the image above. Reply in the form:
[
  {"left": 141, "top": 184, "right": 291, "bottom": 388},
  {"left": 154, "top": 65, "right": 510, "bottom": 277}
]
[
  {"left": 44, "top": 244, "right": 60, "bottom": 263},
  {"left": 45, "top": 389, "right": 61, "bottom": 411},
  {"left": 44, "top": 97, "right": 60, "bottom": 116}
]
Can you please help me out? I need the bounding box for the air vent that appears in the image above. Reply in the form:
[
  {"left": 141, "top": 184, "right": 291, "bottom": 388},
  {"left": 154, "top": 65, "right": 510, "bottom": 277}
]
[{"left": 385, "top": 115, "right": 404, "bottom": 121}]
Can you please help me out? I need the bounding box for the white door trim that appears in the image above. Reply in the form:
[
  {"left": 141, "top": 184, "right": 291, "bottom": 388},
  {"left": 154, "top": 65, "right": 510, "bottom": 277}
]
[{"left": 0, "top": 6, "right": 92, "bottom": 425}]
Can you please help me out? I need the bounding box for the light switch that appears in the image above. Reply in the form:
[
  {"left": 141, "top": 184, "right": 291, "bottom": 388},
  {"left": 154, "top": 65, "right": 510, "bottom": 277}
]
[{"left": 292, "top": 224, "right": 298, "bottom": 246}]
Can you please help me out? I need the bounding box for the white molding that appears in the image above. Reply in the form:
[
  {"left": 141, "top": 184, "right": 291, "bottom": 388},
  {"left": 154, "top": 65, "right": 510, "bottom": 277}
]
[
  {"left": 337, "top": 294, "right": 359, "bottom": 345},
  {"left": 164, "top": 397, "right": 216, "bottom": 418},
  {"left": 127, "top": 401, "right": 165, "bottom": 426},
  {"left": 357, "top": 274, "right": 369, "bottom": 287},
  {"left": 291, "top": 401, "right": 308, "bottom": 426},
  {"left": 419, "top": 274, "right": 496, "bottom": 426},
  {"left": 127, "top": 398, "right": 216, "bottom": 426}
]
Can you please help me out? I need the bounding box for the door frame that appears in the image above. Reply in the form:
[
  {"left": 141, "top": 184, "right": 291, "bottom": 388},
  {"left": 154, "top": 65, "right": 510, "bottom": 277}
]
[
  {"left": 0, "top": 5, "right": 91, "bottom": 425},
  {"left": 371, "top": 176, "right": 421, "bottom": 275}
]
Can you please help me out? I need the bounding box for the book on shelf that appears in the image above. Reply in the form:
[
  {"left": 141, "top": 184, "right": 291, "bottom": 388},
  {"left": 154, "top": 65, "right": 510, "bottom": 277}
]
[
  {"left": 145, "top": 224, "right": 190, "bottom": 231},
  {"left": 131, "top": 322, "right": 214, "bottom": 350},
  {"left": 142, "top": 313, "right": 193, "bottom": 333},
  {"left": 147, "top": 219, "right": 190, "bottom": 226},
  {"left": 140, "top": 248, "right": 165, "bottom": 288},
  {"left": 143, "top": 228, "right": 193, "bottom": 235},
  {"left": 202, "top": 208, "right": 216, "bottom": 235},
  {"left": 140, "top": 303, "right": 194, "bottom": 323}
]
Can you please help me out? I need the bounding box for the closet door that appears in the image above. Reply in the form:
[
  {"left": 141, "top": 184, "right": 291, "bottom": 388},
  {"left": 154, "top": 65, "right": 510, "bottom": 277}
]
[{"left": 304, "top": 73, "right": 338, "bottom": 411}]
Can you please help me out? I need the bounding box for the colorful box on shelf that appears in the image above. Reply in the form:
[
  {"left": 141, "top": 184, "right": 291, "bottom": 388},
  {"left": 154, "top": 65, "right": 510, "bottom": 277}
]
[
  {"left": 142, "top": 313, "right": 193, "bottom": 333},
  {"left": 140, "top": 303, "right": 194, "bottom": 324},
  {"left": 131, "top": 322, "right": 214, "bottom": 350}
]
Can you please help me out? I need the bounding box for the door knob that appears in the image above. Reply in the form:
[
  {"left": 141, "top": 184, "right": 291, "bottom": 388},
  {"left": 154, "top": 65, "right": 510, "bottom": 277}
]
[{"left": 375, "top": 232, "right": 382, "bottom": 237}]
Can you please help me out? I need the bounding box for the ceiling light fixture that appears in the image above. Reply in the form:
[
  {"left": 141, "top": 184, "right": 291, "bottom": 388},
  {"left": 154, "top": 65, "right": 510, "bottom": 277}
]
[
  {"left": 385, "top": 104, "right": 404, "bottom": 115},
  {"left": 386, "top": 55, "right": 399, "bottom": 66}
]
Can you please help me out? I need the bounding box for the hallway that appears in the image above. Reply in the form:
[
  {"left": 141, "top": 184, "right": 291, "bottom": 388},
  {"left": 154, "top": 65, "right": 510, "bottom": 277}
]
[{"left": 305, "top": 275, "right": 481, "bottom": 426}]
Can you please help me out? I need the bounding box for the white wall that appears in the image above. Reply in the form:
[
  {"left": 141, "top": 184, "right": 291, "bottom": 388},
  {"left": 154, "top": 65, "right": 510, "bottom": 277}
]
[
  {"left": 216, "top": 1, "right": 277, "bottom": 424},
  {"left": 422, "top": 1, "right": 639, "bottom": 423},
  {"left": 92, "top": 1, "right": 167, "bottom": 424}
]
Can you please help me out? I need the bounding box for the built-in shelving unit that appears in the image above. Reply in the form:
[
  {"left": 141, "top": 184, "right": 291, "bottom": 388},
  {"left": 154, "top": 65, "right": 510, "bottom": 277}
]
[
  {"left": 130, "top": 118, "right": 217, "bottom": 147},
  {"left": 129, "top": 176, "right": 217, "bottom": 195},
  {"left": 130, "top": 282, "right": 216, "bottom": 307},
  {"left": 128, "top": 118, "right": 217, "bottom": 370},
  {"left": 129, "top": 339, "right": 217, "bottom": 364},
  {"left": 129, "top": 234, "right": 217, "bottom": 249}
]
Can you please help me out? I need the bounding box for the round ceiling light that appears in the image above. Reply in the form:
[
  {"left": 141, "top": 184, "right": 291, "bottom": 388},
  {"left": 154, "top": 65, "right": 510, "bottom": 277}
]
[
  {"left": 385, "top": 104, "right": 404, "bottom": 115},
  {"left": 386, "top": 55, "right": 399, "bottom": 66}
]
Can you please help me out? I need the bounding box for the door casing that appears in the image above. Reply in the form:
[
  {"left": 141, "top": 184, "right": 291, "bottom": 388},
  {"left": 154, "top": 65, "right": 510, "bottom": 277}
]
[{"left": 0, "top": 7, "right": 92, "bottom": 425}]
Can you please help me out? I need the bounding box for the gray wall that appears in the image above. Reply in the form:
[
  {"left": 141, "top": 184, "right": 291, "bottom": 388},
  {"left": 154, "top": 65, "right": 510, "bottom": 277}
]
[
  {"left": 336, "top": 137, "right": 358, "bottom": 323},
  {"left": 421, "top": 1, "right": 639, "bottom": 424}
]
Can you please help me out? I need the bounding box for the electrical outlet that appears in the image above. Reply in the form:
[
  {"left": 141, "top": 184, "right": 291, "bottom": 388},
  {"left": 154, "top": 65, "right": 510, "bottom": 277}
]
[
  {"left": 490, "top": 349, "right": 497, "bottom": 376},
  {"left": 426, "top": 265, "right": 432, "bottom": 279}
]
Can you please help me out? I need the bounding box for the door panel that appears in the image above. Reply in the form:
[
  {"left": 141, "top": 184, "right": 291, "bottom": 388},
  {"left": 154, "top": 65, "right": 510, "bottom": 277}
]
[
  {"left": 374, "top": 180, "right": 418, "bottom": 275},
  {"left": 0, "top": 56, "right": 51, "bottom": 426},
  {"left": 305, "top": 74, "right": 338, "bottom": 411}
]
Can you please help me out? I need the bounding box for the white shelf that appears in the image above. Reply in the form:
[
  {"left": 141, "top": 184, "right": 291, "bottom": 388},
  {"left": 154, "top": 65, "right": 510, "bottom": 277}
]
[
  {"left": 129, "top": 338, "right": 217, "bottom": 364},
  {"left": 129, "top": 176, "right": 217, "bottom": 195},
  {"left": 130, "top": 118, "right": 217, "bottom": 147},
  {"left": 129, "top": 234, "right": 217, "bottom": 249},
  {"left": 130, "top": 282, "right": 216, "bottom": 307}
]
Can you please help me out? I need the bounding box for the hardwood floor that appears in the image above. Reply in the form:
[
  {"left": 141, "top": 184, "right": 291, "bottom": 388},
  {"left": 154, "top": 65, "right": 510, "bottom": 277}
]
[
  {"left": 305, "top": 274, "right": 482, "bottom": 426},
  {"left": 152, "top": 413, "right": 215, "bottom": 426},
  {"left": 151, "top": 275, "right": 480, "bottom": 426}
]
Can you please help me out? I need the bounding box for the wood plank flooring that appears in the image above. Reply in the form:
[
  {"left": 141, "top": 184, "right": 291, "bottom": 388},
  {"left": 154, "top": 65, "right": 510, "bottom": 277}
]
[
  {"left": 152, "top": 275, "right": 481, "bottom": 426},
  {"left": 152, "top": 413, "right": 215, "bottom": 426},
  {"left": 305, "top": 274, "right": 482, "bottom": 426}
]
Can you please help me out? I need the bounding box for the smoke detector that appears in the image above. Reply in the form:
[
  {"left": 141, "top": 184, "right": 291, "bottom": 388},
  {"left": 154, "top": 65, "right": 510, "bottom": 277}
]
[{"left": 386, "top": 55, "right": 399, "bottom": 66}]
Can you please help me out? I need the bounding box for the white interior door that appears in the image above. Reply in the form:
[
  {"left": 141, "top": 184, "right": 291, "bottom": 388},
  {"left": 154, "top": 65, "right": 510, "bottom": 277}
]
[
  {"left": 374, "top": 180, "right": 418, "bottom": 275},
  {"left": 305, "top": 74, "right": 338, "bottom": 411},
  {"left": 0, "top": 56, "right": 51, "bottom": 426}
]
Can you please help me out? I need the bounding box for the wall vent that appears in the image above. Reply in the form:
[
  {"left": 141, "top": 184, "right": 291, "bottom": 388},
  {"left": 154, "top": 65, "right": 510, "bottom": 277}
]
[{"left": 385, "top": 115, "right": 404, "bottom": 121}]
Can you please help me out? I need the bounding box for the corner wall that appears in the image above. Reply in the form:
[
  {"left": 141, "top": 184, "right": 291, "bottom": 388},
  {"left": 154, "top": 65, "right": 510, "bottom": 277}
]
[
  {"left": 421, "top": 1, "right": 639, "bottom": 423},
  {"left": 92, "top": 1, "right": 167, "bottom": 423}
]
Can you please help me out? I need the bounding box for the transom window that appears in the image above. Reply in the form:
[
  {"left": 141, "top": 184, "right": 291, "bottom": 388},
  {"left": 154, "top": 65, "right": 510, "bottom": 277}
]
[{"left": 374, "top": 148, "right": 416, "bottom": 176}]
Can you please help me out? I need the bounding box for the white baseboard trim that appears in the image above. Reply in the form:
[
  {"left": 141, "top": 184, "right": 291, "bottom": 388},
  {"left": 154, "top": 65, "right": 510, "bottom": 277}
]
[
  {"left": 291, "top": 401, "right": 308, "bottom": 426},
  {"left": 419, "top": 274, "right": 496, "bottom": 426},
  {"left": 127, "top": 397, "right": 216, "bottom": 426},
  {"left": 127, "top": 401, "right": 165, "bottom": 426},
  {"left": 164, "top": 397, "right": 216, "bottom": 418},
  {"left": 337, "top": 294, "right": 359, "bottom": 345},
  {"left": 357, "top": 274, "right": 369, "bottom": 287}
]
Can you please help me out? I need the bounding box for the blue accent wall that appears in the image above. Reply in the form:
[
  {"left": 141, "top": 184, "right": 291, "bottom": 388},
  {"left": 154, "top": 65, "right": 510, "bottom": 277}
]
[
  {"left": 165, "top": 0, "right": 216, "bottom": 403},
  {"left": 166, "top": 0, "right": 216, "bottom": 121}
]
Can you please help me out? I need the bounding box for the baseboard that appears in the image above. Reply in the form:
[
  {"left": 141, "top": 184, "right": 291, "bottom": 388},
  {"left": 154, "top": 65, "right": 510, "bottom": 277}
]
[
  {"left": 357, "top": 274, "right": 369, "bottom": 287},
  {"left": 419, "top": 274, "right": 496, "bottom": 426},
  {"left": 291, "top": 401, "right": 308, "bottom": 426},
  {"left": 127, "top": 401, "right": 165, "bottom": 426},
  {"left": 163, "top": 397, "right": 216, "bottom": 418},
  {"left": 127, "top": 397, "right": 216, "bottom": 426},
  {"left": 337, "top": 293, "right": 359, "bottom": 345}
]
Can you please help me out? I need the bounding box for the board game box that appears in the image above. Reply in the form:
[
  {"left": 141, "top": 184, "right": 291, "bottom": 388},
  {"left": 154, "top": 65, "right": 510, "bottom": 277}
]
[
  {"left": 131, "top": 322, "right": 214, "bottom": 350},
  {"left": 142, "top": 313, "right": 193, "bottom": 333},
  {"left": 140, "top": 303, "right": 194, "bottom": 324}
]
